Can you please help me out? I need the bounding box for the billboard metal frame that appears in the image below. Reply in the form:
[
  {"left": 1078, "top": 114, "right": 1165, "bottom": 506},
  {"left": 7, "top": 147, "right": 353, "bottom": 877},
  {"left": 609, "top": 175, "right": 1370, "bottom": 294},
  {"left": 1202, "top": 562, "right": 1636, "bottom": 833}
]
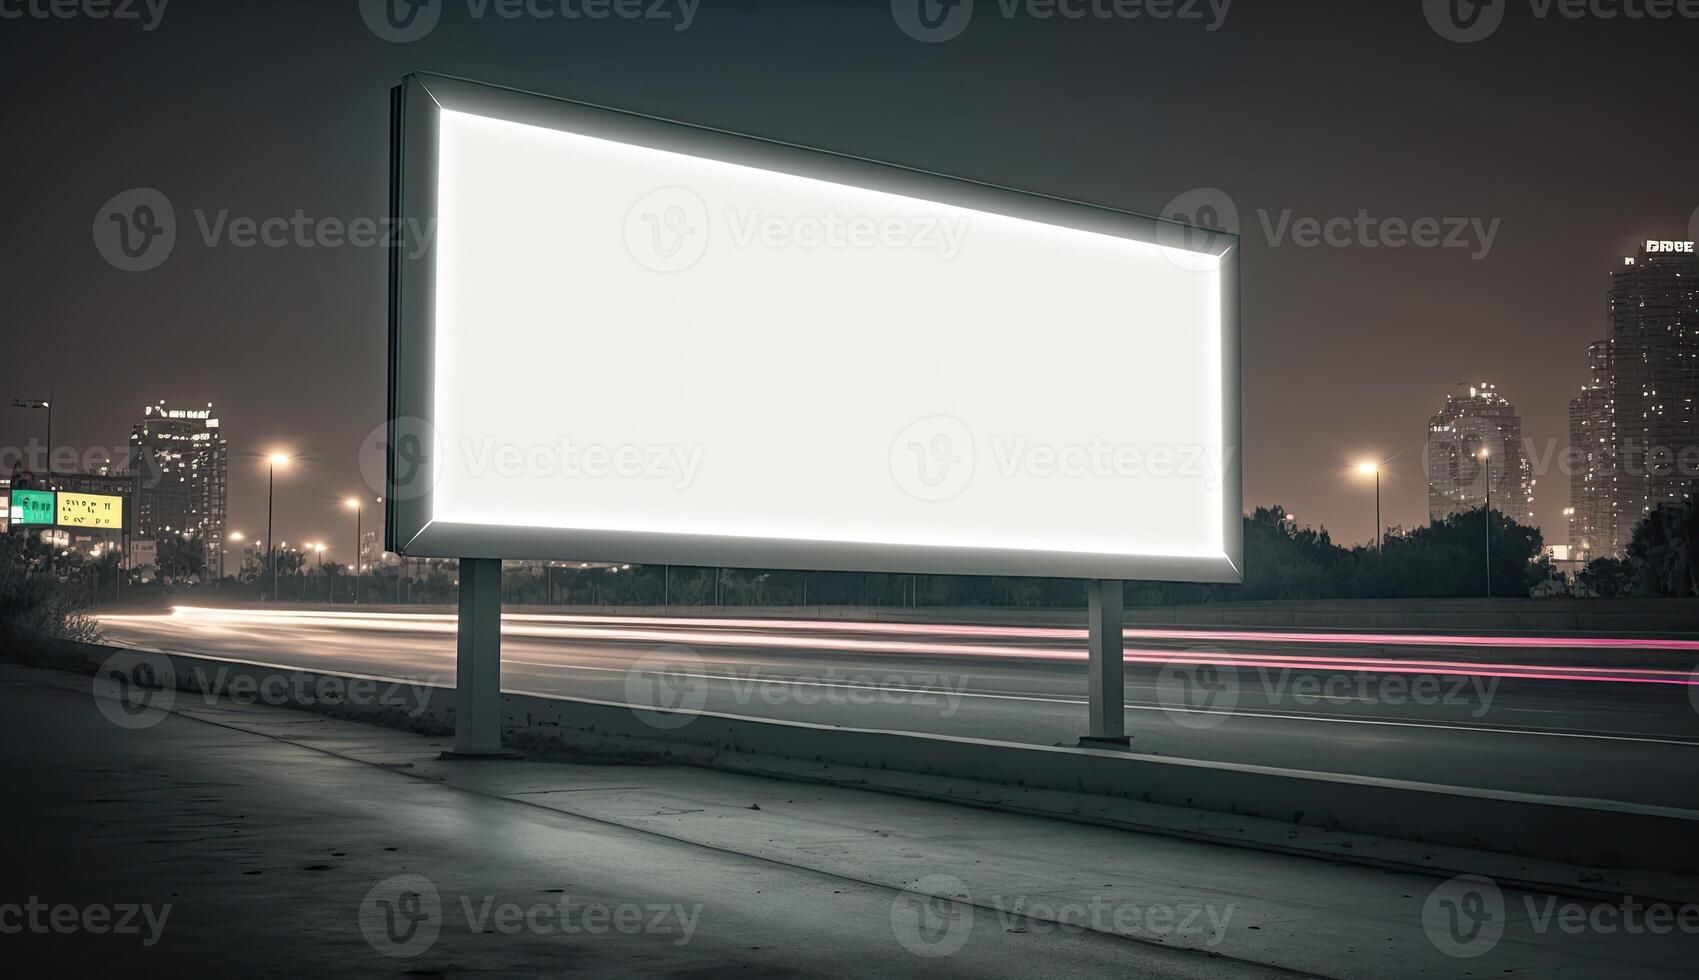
[{"left": 388, "top": 71, "right": 1240, "bottom": 584}]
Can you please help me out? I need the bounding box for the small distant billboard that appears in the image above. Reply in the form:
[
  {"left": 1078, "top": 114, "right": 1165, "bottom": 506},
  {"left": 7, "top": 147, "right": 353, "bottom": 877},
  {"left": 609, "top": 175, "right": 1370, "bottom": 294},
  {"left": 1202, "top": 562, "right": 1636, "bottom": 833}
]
[
  {"left": 0, "top": 491, "right": 8, "bottom": 533},
  {"left": 57, "top": 492, "right": 125, "bottom": 530},
  {"left": 128, "top": 539, "right": 157, "bottom": 570},
  {"left": 387, "top": 74, "right": 1241, "bottom": 582},
  {"left": 11, "top": 489, "right": 54, "bottom": 526}
]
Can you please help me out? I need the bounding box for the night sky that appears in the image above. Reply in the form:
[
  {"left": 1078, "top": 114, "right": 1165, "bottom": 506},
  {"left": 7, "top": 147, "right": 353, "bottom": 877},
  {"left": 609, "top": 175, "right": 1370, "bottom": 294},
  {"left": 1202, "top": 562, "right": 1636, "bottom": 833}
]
[{"left": 3, "top": 0, "right": 1695, "bottom": 561}]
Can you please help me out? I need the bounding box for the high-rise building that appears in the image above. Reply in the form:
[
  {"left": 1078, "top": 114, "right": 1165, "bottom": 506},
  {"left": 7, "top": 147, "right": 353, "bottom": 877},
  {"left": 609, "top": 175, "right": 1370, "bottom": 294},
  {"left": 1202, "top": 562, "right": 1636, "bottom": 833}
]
[
  {"left": 1567, "top": 340, "right": 1616, "bottom": 562},
  {"left": 1607, "top": 239, "right": 1699, "bottom": 546},
  {"left": 1567, "top": 238, "right": 1699, "bottom": 558},
  {"left": 1426, "top": 381, "right": 1535, "bottom": 525},
  {"left": 129, "top": 401, "right": 229, "bottom": 578}
]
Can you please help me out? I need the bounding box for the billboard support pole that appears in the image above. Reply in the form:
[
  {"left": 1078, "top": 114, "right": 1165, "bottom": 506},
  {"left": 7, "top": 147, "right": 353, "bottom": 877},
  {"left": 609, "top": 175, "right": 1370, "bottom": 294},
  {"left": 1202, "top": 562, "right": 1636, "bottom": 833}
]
[
  {"left": 442, "top": 557, "right": 511, "bottom": 759},
  {"left": 1079, "top": 579, "right": 1130, "bottom": 747}
]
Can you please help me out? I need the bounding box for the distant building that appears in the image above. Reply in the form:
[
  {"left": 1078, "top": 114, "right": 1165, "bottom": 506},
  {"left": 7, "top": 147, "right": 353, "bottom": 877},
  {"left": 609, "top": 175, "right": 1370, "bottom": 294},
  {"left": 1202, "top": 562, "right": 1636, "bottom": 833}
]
[
  {"left": 129, "top": 401, "right": 229, "bottom": 578},
  {"left": 1426, "top": 382, "right": 1535, "bottom": 524},
  {"left": 1567, "top": 341, "right": 1617, "bottom": 562},
  {"left": 1567, "top": 238, "right": 1699, "bottom": 559}
]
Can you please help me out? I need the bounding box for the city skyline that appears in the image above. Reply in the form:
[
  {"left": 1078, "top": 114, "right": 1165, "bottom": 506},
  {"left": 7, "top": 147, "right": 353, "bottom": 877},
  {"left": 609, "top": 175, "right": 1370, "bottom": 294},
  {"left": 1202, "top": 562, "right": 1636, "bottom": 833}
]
[{"left": 5, "top": 225, "right": 1697, "bottom": 562}]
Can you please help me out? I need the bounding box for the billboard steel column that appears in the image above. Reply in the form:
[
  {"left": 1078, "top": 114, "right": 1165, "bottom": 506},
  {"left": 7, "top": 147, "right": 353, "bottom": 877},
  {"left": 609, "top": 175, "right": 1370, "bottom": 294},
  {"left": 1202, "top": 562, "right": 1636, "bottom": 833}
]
[
  {"left": 446, "top": 557, "right": 509, "bottom": 758},
  {"left": 1080, "top": 579, "right": 1129, "bottom": 747}
]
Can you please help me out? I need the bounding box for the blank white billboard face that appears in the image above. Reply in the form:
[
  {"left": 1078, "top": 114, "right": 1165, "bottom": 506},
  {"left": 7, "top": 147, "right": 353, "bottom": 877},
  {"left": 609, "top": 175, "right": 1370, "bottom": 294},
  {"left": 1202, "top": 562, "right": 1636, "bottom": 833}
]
[{"left": 390, "top": 75, "right": 1240, "bottom": 581}]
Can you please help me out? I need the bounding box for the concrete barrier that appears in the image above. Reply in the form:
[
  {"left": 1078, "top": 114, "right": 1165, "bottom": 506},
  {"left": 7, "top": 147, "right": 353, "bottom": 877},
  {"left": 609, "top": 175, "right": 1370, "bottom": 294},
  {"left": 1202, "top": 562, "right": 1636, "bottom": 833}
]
[{"left": 50, "top": 640, "right": 1699, "bottom": 875}]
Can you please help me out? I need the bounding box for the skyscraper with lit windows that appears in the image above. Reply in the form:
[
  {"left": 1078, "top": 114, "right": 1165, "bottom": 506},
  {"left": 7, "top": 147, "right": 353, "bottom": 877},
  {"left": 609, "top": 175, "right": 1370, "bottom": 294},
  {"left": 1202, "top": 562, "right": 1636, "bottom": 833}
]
[
  {"left": 1567, "top": 238, "right": 1699, "bottom": 559},
  {"left": 129, "top": 401, "right": 229, "bottom": 578},
  {"left": 1426, "top": 382, "right": 1535, "bottom": 525}
]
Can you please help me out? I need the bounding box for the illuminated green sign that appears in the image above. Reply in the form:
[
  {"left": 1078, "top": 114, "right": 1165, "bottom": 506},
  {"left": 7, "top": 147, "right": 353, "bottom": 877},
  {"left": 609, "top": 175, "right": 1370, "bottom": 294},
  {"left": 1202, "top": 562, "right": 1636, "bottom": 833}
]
[{"left": 10, "top": 489, "right": 55, "bottom": 526}]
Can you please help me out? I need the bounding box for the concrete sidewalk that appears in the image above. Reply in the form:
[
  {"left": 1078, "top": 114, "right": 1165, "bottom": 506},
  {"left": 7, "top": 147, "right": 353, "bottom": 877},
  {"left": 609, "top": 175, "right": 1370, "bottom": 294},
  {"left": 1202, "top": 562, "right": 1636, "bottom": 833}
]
[{"left": 3, "top": 664, "right": 1694, "bottom": 977}]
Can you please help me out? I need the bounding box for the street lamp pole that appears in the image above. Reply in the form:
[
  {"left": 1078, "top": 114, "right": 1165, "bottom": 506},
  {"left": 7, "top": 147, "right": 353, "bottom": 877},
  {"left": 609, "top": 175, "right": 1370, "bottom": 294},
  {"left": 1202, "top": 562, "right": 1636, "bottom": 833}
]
[
  {"left": 266, "top": 466, "right": 276, "bottom": 602},
  {"left": 265, "top": 454, "right": 289, "bottom": 602},
  {"left": 1355, "top": 461, "right": 1382, "bottom": 551},
  {"left": 1481, "top": 449, "right": 1493, "bottom": 599},
  {"left": 345, "top": 497, "right": 364, "bottom": 604}
]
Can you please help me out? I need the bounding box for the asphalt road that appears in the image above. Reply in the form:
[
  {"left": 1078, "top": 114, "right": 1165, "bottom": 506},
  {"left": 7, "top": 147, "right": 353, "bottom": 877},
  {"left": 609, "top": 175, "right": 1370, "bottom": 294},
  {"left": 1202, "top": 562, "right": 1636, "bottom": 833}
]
[{"left": 97, "top": 606, "right": 1699, "bottom": 810}]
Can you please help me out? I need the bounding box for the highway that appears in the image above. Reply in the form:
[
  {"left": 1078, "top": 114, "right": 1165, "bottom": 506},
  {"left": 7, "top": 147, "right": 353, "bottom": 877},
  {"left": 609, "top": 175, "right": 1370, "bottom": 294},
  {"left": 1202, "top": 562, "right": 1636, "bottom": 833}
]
[{"left": 97, "top": 606, "right": 1699, "bottom": 810}]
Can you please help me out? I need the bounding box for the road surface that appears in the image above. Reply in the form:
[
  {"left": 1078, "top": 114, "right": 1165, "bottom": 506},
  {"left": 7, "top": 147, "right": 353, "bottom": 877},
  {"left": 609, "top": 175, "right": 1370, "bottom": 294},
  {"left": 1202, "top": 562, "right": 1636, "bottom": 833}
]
[{"left": 98, "top": 605, "right": 1699, "bottom": 809}]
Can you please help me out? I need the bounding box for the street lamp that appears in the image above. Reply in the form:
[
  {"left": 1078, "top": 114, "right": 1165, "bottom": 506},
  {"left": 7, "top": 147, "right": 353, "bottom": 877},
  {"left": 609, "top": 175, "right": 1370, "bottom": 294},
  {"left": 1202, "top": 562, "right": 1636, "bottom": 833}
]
[
  {"left": 344, "top": 497, "right": 365, "bottom": 604},
  {"left": 1479, "top": 447, "right": 1492, "bottom": 598},
  {"left": 1354, "top": 461, "right": 1382, "bottom": 551},
  {"left": 266, "top": 453, "right": 291, "bottom": 602},
  {"left": 9, "top": 395, "right": 51, "bottom": 475}
]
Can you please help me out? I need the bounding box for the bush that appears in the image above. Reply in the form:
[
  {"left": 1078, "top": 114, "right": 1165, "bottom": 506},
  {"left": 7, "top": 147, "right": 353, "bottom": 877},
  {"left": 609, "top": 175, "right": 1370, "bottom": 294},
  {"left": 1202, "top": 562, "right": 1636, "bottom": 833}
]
[{"left": 0, "top": 536, "right": 103, "bottom": 662}]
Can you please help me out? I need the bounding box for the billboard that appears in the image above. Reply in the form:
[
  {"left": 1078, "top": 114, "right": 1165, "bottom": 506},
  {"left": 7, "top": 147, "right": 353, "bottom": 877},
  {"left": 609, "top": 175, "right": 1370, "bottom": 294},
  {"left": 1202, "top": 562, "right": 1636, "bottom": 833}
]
[
  {"left": 11, "top": 489, "right": 54, "bottom": 526},
  {"left": 0, "top": 491, "right": 8, "bottom": 533},
  {"left": 128, "top": 539, "right": 158, "bottom": 570},
  {"left": 57, "top": 491, "right": 125, "bottom": 530},
  {"left": 389, "top": 74, "right": 1240, "bottom": 581}
]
